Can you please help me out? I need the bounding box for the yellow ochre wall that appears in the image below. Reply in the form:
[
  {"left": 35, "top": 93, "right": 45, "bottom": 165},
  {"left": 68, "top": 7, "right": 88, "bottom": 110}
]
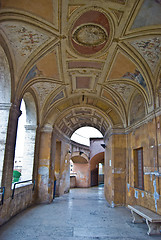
[
  {"left": 104, "top": 115, "right": 161, "bottom": 213},
  {"left": 104, "top": 134, "right": 126, "bottom": 207},
  {"left": 126, "top": 116, "right": 161, "bottom": 214}
]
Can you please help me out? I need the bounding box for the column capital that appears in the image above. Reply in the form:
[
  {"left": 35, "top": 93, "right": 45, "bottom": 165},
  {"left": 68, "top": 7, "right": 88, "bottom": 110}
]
[{"left": 40, "top": 124, "right": 53, "bottom": 133}]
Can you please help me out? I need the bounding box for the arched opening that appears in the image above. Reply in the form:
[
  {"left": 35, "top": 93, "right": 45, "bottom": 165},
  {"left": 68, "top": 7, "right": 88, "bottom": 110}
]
[
  {"left": 70, "top": 127, "right": 104, "bottom": 188},
  {"left": 71, "top": 126, "right": 103, "bottom": 146},
  {"left": 13, "top": 100, "right": 26, "bottom": 182},
  {"left": 14, "top": 93, "right": 37, "bottom": 183},
  {"left": 0, "top": 45, "right": 11, "bottom": 187}
]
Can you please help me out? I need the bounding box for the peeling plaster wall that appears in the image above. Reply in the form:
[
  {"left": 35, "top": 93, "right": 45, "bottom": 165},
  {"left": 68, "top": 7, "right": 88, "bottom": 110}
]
[
  {"left": 55, "top": 140, "right": 61, "bottom": 196},
  {"left": 104, "top": 136, "right": 113, "bottom": 205},
  {"left": 104, "top": 134, "right": 126, "bottom": 206},
  {"left": 72, "top": 163, "right": 90, "bottom": 188},
  {"left": 59, "top": 141, "right": 70, "bottom": 195},
  {"left": 37, "top": 130, "right": 53, "bottom": 203},
  {"left": 126, "top": 116, "right": 161, "bottom": 214},
  {"left": 54, "top": 139, "right": 70, "bottom": 196}
]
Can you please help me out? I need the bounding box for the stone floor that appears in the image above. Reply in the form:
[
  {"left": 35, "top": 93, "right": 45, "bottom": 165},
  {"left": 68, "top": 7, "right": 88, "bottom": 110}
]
[{"left": 0, "top": 185, "right": 161, "bottom": 239}]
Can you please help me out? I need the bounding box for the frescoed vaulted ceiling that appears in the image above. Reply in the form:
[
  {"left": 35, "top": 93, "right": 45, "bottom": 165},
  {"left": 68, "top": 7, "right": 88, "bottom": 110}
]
[{"left": 0, "top": 0, "right": 161, "bottom": 139}]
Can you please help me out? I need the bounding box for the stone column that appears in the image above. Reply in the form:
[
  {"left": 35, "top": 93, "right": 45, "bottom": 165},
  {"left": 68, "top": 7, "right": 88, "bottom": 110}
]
[
  {"left": 20, "top": 125, "right": 37, "bottom": 181},
  {"left": 1, "top": 103, "right": 21, "bottom": 199},
  {"left": 0, "top": 103, "right": 11, "bottom": 186},
  {"left": 37, "top": 124, "right": 53, "bottom": 203},
  {"left": 32, "top": 125, "right": 41, "bottom": 201}
]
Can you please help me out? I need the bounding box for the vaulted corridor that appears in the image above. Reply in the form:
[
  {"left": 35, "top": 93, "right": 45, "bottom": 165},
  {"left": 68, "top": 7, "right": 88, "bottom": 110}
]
[
  {"left": 0, "top": 186, "right": 160, "bottom": 239},
  {"left": 0, "top": 0, "right": 161, "bottom": 237}
]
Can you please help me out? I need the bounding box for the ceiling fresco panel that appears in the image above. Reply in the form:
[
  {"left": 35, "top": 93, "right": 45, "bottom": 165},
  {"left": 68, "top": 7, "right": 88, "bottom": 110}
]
[
  {"left": 36, "top": 50, "right": 60, "bottom": 79},
  {"left": 108, "top": 52, "right": 137, "bottom": 80},
  {"left": 130, "top": 37, "right": 161, "bottom": 73},
  {"left": 0, "top": 21, "right": 51, "bottom": 72},
  {"left": 1, "top": 0, "right": 161, "bottom": 138},
  {"left": 70, "top": 10, "right": 111, "bottom": 55},
  {"left": 108, "top": 52, "right": 147, "bottom": 92},
  {"left": 130, "top": 93, "right": 145, "bottom": 125},
  {"left": 23, "top": 65, "right": 41, "bottom": 87},
  {"left": 23, "top": 49, "right": 61, "bottom": 87},
  {"left": 109, "top": 83, "right": 134, "bottom": 103},
  {"left": 131, "top": 0, "right": 161, "bottom": 29},
  {"left": 50, "top": 90, "right": 64, "bottom": 106},
  {"left": 32, "top": 82, "right": 59, "bottom": 109},
  {"left": 0, "top": 46, "right": 11, "bottom": 102}
]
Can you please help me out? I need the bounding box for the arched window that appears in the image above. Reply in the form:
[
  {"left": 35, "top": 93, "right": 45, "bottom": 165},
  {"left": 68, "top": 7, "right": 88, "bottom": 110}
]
[
  {"left": 14, "top": 93, "right": 37, "bottom": 183},
  {"left": 0, "top": 45, "right": 11, "bottom": 187}
]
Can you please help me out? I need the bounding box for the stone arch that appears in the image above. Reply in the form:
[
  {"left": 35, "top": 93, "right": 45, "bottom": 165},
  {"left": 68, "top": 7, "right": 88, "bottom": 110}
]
[
  {"left": 53, "top": 105, "right": 112, "bottom": 139},
  {"left": 43, "top": 94, "right": 124, "bottom": 140},
  {"left": 71, "top": 151, "right": 89, "bottom": 164},
  {"left": 0, "top": 45, "right": 11, "bottom": 186}
]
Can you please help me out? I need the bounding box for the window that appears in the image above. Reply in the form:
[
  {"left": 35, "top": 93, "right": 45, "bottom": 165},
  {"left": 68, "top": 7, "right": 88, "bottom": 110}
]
[{"left": 134, "top": 147, "right": 144, "bottom": 190}]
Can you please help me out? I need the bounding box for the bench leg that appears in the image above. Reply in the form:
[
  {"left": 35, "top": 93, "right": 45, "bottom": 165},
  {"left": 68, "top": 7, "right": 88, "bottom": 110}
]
[
  {"left": 146, "top": 220, "right": 161, "bottom": 235},
  {"left": 131, "top": 210, "right": 144, "bottom": 223}
]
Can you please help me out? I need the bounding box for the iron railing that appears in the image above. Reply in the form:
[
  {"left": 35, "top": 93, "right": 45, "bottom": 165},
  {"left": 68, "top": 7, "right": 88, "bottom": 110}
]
[{"left": 12, "top": 180, "right": 35, "bottom": 199}]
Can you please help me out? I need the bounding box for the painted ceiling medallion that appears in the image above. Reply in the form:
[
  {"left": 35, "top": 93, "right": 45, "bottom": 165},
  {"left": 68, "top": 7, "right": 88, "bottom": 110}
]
[
  {"left": 72, "top": 24, "right": 108, "bottom": 46},
  {"left": 70, "top": 10, "right": 111, "bottom": 55}
]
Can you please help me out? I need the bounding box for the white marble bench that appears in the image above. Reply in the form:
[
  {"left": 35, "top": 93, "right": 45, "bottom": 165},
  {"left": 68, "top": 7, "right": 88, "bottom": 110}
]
[{"left": 128, "top": 205, "right": 161, "bottom": 235}]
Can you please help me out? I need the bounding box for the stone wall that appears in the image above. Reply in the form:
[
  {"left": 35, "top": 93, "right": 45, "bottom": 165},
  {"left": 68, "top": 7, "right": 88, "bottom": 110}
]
[{"left": 0, "top": 183, "right": 35, "bottom": 225}]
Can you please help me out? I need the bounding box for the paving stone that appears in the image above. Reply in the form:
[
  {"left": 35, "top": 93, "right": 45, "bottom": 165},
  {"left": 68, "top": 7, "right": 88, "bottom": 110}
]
[{"left": 0, "top": 186, "right": 161, "bottom": 239}]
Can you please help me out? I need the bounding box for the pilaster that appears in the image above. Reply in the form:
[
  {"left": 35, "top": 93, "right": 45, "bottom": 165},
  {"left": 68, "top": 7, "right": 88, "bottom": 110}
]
[{"left": 37, "top": 124, "right": 53, "bottom": 203}]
